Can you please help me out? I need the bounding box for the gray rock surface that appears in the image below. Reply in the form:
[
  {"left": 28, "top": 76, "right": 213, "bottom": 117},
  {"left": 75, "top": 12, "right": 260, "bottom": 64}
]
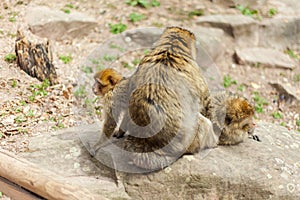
[
  {"left": 196, "top": 14, "right": 258, "bottom": 47},
  {"left": 26, "top": 6, "right": 97, "bottom": 40},
  {"left": 19, "top": 122, "right": 300, "bottom": 199},
  {"left": 235, "top": 47, "right": 298, "bottom": 69},
  {"left": 258, "top": 16, "right": 300, "bottom": 51}
]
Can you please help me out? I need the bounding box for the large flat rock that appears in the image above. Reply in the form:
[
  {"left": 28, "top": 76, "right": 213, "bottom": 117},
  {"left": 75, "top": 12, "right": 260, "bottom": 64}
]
[
  {"left": 18, "top": 122, "right": 300, "bottom": 199},
  {"left": 235, "top": 47, "right": 298, "bottom": 69},
  {"left": 26, "top": 6, "right": 97, "bottom": 40}
]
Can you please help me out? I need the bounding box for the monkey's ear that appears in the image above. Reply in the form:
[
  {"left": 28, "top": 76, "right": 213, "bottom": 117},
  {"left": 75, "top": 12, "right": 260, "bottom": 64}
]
[{"left": 108, "top": 75, "right": 118, "bottom": 86}]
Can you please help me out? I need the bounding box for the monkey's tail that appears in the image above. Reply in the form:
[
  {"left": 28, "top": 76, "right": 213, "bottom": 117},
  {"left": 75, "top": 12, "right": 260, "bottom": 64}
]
[{"left": 123, "top": 136, "right": 179, "bottom": 170}]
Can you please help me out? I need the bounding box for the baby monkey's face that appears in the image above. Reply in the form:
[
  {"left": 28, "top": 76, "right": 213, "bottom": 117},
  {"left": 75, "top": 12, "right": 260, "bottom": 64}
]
[{"left": 92, "top": 69, "right": 123, "bottom": 96}]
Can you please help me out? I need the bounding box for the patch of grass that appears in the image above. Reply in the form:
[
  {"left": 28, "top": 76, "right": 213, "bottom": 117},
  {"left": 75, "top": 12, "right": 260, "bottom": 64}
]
[
  {"left": 122, "top": 62, "right": 134, "bottom": 69},
  {"left": 96, "top": 65, "right": 104, "bottom": 71},
  {"left": 81, "top": 66, "right": 93, "bottom": 74},
  {"left": 109, "top": 23, "right": 127, "bottom": 34},
  {"left": 26, "top": 110, "right": 35, "bottom": 117},
  {"left": 20, "top": 100, "right": 27, "bottom": 106},
  {"left": 293, "top": 74, "right": 300, "bottom": 82},
  {"left": 237, "top": 84, "right": 244, "bottom": 92},
  {"left": 125, "top": 0, "right": 160, "bottom": 8},
  {"left": 91, "top": 59, "right": 101, "bottom": 65},
  {"left": 65, "top": 4, "right": 75, "bottom": 9},
  {"left": 4, "top": 53, "right": 16, "bottom": 63},
  {"left": 284, "top": 49, "right": 299, "bottom": 59},
  {"left": 103, "top": 55, "right": 117, "bottom": 62},
  {"left": 74, "top": 85, "right": 86, "bottom": 98},
  {"left": 236, "top": 4, "right": 261, "bottom": 19},
  {"left": 237, "top": 4, "right": 258, "bottom": 16},
  {"left": 59, "top": 54, "right": 72, "bottom": 64},
  {"left": 268, "top": 8, "right": 277, "bottom": 17},
  {"left": 15, "top": 107, "right": 22, "bottom": 113},
  {"left": 152, "top": 22, "right": 163, "bottom": 28},
  {"left": 109, "top": 43, "right": 125, "bottom": 51},
  {"left": 15, "top": 115, "right": 26, "bottom": 123},
  {"left": 63, "top": 9, "right": 71, "bottom": 14},
  {"left": 9, "top": 17, "right": 16, "bottom": 22},
  {"left": 280, "top": 122, "right": 286, "bottom": 127},
  {"left": 223, "top": 75, "right": 237, "bottom": 88},
  {"left": 7, "top": 32, "right": 16, "bottom": 38},
  {"left": 129, "top": 12, "right": 145, "bottom": 22},
  {"left": 17, "top": 128, "right": 28, "bottom": 134},
  {"left": 62, "top": 4, "right": 75, "bottom": 14},
  {"left": 28, "top": 79, "right": 50, "bottom": 101},
  {"left": 296, "top": 120, "right": 300, "bottom": 127},
  {"left": 0, "top": 191, "right": 2, "bottom": 197},
  {"left": 143, "top": 49, "right": 150, "bottom": 55},
  {"left": 188, "top": 9, "right": 204, "bottom": 18},
  {"left": 272, "top": 111, "right": 283, "bottom": 119},
  {"left": 151, "top": 0, "right": 160, "bottom": 7},
  {"left": 253, "top": 91, "right": 268, "bottom": 113},
  {"left": 132, "top": 58, "right": 141, "bottom": 66},
  {"left": 11, "top": 79, "right": 17, "bottom": 88},
  {"left": 52, "top": 122, "right": 65, "bottom": 130},
  {"left": 125, "top": 0, "right": 149, "bottom": 8}
]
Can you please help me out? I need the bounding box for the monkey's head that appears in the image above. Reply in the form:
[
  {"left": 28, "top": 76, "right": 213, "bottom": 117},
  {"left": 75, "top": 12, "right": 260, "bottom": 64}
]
[
  {"left": 224, "top": 97, "right": 255, "bottom": 136},
  {"left": 219, "top": 97, "right": 254, "bottom": 145},
  {"left": 93, "top": 68, "right": 123, "bottom": 96}
]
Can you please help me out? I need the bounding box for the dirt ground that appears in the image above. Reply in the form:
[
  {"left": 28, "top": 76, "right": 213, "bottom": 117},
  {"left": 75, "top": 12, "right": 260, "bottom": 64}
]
[{"left": 0, "top": 0, "right": 299, "bottom": 197}]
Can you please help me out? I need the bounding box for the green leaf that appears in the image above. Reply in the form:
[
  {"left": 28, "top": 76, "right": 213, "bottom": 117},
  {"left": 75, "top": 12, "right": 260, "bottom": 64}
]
[
  {"left": 4, "top": 53, "right": 16, "bottom": 63},
  {"left": 272, "top": 111, "right": 283, "bottom": 119},
  {"left": 59, "top": 55, "right": 72, "bottom": 64}
]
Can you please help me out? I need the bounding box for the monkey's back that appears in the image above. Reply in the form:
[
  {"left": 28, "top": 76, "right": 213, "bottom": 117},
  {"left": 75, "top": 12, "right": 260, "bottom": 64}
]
[{"left": 125, "top": 47, "right": 209, "bottom": 152}]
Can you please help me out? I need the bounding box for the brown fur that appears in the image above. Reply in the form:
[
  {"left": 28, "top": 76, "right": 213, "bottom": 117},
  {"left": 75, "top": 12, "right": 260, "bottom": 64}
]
[
  {"left": 93, "top": 27, "right": 218, "bottom": 170},
  {"left": 207, "top": 92, "right": 255, "bottom": 145}
]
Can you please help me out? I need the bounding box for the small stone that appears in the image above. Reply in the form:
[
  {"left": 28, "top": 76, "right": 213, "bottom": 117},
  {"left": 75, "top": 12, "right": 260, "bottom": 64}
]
[
  {"left": 251, "top": 82, "right": 261, "bottom": 89},
  {"left": 73, "top": 162, "right": 80, "bottom": 169},
  {"left": 287, "top": 183, "right": 295, "bottom": 193},
  {"left": 124, "top": 37, "right": 131, "bottom": 43}
]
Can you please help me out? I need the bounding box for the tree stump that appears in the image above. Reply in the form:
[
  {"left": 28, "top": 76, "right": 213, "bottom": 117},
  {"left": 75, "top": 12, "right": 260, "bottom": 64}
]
[{"left": 15, "top": 30, "right": 58, "bottom": 85}]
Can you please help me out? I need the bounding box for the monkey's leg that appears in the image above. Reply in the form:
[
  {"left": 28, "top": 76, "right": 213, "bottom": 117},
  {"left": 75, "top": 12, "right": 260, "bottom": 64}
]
[
  {"left": 92, "top": 113, "right": 117, "bottom": 156},
  {"left": 186, "top": 113, "right": 218, "bottom": 154}
]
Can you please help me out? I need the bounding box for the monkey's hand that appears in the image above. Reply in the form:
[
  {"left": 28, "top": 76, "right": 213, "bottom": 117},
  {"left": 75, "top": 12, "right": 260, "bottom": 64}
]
[{"left": 249, "top": 134, "right": 261, "bottom": 142}]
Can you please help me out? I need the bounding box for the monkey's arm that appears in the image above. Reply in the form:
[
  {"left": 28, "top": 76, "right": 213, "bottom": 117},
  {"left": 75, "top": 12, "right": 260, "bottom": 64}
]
[{"left": 103, "top": 112, "right": 117, "bottom": 139}]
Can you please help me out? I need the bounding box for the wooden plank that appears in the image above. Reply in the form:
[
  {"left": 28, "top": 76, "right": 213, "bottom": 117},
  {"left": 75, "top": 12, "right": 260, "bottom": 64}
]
[
  {"left": 0, "top": 150, "right": 106, "bottom": 200},
  {"left": 0, "top": 176, "right": 41, "bottom": 200}
]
